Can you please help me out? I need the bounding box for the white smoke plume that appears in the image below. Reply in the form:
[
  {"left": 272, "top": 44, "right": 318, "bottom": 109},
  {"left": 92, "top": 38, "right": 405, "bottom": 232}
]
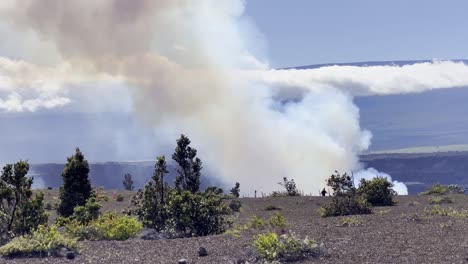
[
  {"left": 353, "top": 168, "right": 408, "bottom": 195},
  {"left": 1, "top": 0, "right": 468, "bottom": 194}
]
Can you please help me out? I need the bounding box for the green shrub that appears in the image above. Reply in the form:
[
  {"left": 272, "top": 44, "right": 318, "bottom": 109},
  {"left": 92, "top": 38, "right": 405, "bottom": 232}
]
[
  {"left": 430, "top": 196, "right": 454, "bottom": 204},
  {"left": 229, "top": 200, "right": 242, "bottom": 212},
  {"left": 320, "top": 195, "right": 371, "bottom": 217},
  {"left": 73, "top": 197, "right": 101, "bottom": 224},
  {"left": 269, "top": 212, "right": 287, "bottom": 228},
  {"left": 253, "top": 232, "right": 320, "bottom": 262},
  {"left": 248, "top": 216, "right": 265, "bottom": 229},
  {"left": 65, "top": 212, "right": 142, "bottom": 241},
  {"left": 166, "top": 190, "right": 230, "bottom": 237},
  {"left": 421, "top": 184, "right": 449, "bottom": 195},
  {"left": 421, "top": 184, "right": 464, "bottom": 195},
  {"left": 91, "top": 212, "right": 142, "bottom": 240},
  {"left": 0, "top": 225, "right": 78, "bottom": 257},
  {"left": 265, "top": 205, "right": 282, "bottom": 211},
  {"left": 253, "top": 232, "right": 280, "bottom": 261},
  {"left": 116, "top": 194, "right": 124, "bottom": 202},
  {"left": 357, "top": 177, "right": 396, "bottom": 206}
]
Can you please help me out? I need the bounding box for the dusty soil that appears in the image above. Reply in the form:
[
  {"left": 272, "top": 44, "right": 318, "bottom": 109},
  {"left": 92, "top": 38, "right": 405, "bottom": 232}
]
[{"left": 3, "top": 192, "right": 468, "bottom": 264}]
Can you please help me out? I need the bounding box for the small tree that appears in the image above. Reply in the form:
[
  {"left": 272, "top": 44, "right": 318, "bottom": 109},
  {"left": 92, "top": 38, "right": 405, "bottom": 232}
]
[
  {"left": 279, "top": 177, "right": 300, "bottom": 196},
  {"left": 230, "top": 182, "right": 240, "bottom": 198},
  {"left": 0, "top": 161, "right": 47, "bottom": 237},
  {"left": 131, "top": 156, "right": 170, "bottom": 231},
  {"left": 357, "top": 177, "right": 396, "bottom": 206},
  {"left": 326, "top": 171, "right": 354, "bottom": 196},
  {"left": 58, "top": 148, "right": 92, "bottom": 217},
  {"left": 122, "top": 173, "right": 134, "bottom": 191},
  {"left": 172, "top": 134, "right": 202, "bottom": 193}
]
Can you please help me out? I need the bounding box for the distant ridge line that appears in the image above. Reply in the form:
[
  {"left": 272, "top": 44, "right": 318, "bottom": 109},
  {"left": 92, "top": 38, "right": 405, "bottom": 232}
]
[{"left": 282, "top": 59, "right": 468, "bottom": 70}]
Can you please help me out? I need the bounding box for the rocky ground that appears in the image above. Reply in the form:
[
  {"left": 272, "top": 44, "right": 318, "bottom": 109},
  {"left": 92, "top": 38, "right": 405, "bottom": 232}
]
[{"left": 3, "top": 192, "right": 468, "bottom": 264}]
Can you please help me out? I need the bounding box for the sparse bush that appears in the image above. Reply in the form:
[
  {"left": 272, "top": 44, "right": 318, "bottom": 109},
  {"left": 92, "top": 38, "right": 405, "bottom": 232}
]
[
  {"left": 253, "top": 232, "right": 320, "bottom": 262},
  {"left": 229, "top": 199, "right": 242, "bottom": 212},
  {"left": 320, "top": 171, "right": 371, "bottom": 217},
  {"left": 116, "top": 194, "right": 124, "bottom": 202},
  {"left": 279, "top": 177, "right": 300, "bottom": 196},
  {"left": 0, "top": 225, "right": 78, "bottom": 257},
  {"left": 425, "top": 205, "right": 468, "bottom": 217},
  {"left": 421, "top": 184, "right": 449, "bottom": 195},
  {"left": 326, "top": 171, "right": 354, "bottom": 196},
  {"left": 58, "top": 148, "right": 92, "bottom": 217},
  {"left": 430, "top": 196, "right": 454, "bottom": 204},
  {"left": 357, "top": 177, "right": 396, "bottom": 206},
  {"left": 230, "top": 182, "right": 240, "bottom": 198},
  {"left": 319, "top": 195, "right": 371, "bottom": 217},
  {"left": 248, "top": 216, "right": 265, "bottom": 229},
  {"left": 265, "top": 205, "right": 282, "bottom": 211},
  {"left": 338, "top": 216, "right": 362, "bottom": 227},
  {"left": 269, "top": 212, "right": 287, "bottom": 228},
  {"left": 421, "top": 184, "right": 464, "bottom": 195}
]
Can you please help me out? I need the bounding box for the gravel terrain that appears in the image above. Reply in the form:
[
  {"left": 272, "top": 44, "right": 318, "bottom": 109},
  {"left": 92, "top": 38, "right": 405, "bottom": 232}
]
[{"left": 3, "top": 193, "right": 468, "bottom": 263}]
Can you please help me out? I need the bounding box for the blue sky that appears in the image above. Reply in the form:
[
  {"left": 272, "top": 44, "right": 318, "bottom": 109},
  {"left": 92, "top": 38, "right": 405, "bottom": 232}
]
[{"left": 246, "top": 0, "right": 468, "bottom": 68}]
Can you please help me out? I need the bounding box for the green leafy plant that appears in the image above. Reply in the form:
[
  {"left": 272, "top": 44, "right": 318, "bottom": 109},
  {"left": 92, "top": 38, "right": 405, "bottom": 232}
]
[
  {"left": 357, "top": 177, "right": 396, "bottom": 206},
  {"left": 65, "top": 212, "right": 142, "bottom": 241},
  {"left": 425, "top": 205, "right": 468, "bottom": 217},
  {"left": 73, "top": 197, "right": 101, "bottom": 224},
  {"left": 319, "top": 195, "right": 371, "bottom": 217},
  {"left": 430, "top": 196, "right": 454, "bottom": 204},
  {"left": 269, "top": 211, "right": 287, "bottom": 228},
  {"left": 0, "top": 225, "right": 78, "bottom": 257},
  {"left": 253, "top": 232, "right": 321, "bottom": 262},
  {"left": 248, "top": 216, "right": 265, "bottom": 229},
  {"left": 421, "top": 184, "right": 464, "bottom": 195}
]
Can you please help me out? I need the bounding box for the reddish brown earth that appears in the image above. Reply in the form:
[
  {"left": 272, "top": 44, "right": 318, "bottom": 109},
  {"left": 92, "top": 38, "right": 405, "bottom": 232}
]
[{"left": 3, "top": 192, "right": 468, "bottom": 264}]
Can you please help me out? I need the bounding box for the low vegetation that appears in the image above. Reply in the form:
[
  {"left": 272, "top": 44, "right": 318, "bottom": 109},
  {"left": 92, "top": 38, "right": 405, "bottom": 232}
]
[
  {"left": 429, "top": 196, "right": 454, "bottom": 204},
  {"left": 425, "top": 205, "right": 468, "bottom": 217},
  {"left": 0, "top": 225, "right": 78, "bottom": 257},
  {"left": 421, "top": 184, "right": 465, "bottom": 195},
  {"left": 253, "top": 232, "right": 321, "bottom": 262},
  {"left": 338, "top": 216, "right": 363, "bottom": 227},
  {"left": 269, "top": 211, "right": 287, "bottom": 228}
]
